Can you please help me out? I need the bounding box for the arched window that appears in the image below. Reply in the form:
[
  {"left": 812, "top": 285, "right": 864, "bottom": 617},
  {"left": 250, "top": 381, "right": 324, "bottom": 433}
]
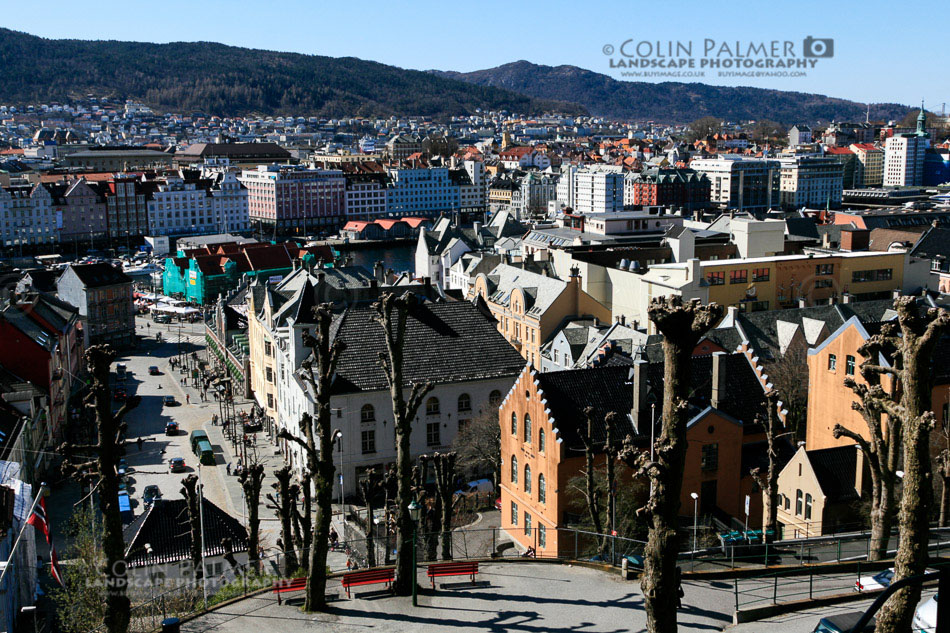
[
  {"left": 539, "top": 428, "right": 546, "bottom": 452},
  {"left": 524, "top": 464, "right": 532, "bottom": 494},
  {"left": 426, "top": 397, "right": 440, "bottom": 415},
  {"left": 804, "top": 493, "right": 813, "bottom": 520},
  {"left": 489, "top": 390, "right": 501, "bottom": 407},
  {"left": 511, "top": 412, "right": 518, "bottom": 435},
  {"left": 511, "top": 455, "right": 518, "bottom": 484},
  {"left": 524, "top": 413, "right": 532, "bottom": 443},
  {"left": 360, "top": 404, "right": 375, "bottom": 423},
  {"left": 538, "top": 473, "right": 546, "bottom": 503},
  {"left": 795, "top": 489, "right": 803, "bottom": 516},
  {"left": 457, "top": 393, "right": 471, "bottom": 412}
]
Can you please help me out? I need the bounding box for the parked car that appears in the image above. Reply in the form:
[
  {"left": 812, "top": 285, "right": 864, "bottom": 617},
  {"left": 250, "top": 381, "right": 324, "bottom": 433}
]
[
  {"left": 113, "top": 388, "right": 127, "bottom": 401},
  {"left": 812, "top": 611, "right": 875, "bottom": 633},
  {"left": 855, "top": 567, "right": 937, "bottom": 592},
  {"left": 118, "top": 491, "right": 133, "bottom": 523},
  {"left": 163, "top": 395, "right": 178, "bottom": 406},
  {"left": 913, "top": 592, "right": 938, "bottom": 632},
  {"left": 148, "top": 366, "right": 161, "bottom": 375},
  {"left": 455, "top": 478, "right": 495, "bottom": 497},
  {"left": 117, "top": 458, "right": 127, "bottom": 477},
  {"left": 154, "top": 314, "right": 171, "bottom": 324},
  {"left": 165, "top": 421, "right": 179, "bottom": 435},
  {"left": 168, "top": 457, "right": 186, "bottom": 473},
  {"left": 143, "top": 485, "right": 162, "bottom": 508}
]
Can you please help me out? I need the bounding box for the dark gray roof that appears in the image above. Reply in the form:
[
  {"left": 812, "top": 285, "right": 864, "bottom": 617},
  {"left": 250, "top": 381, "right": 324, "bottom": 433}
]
[
  {"left": 330, "top": 300, "right": 525, "bottom": 394},
  {"left": 63, "top": 263, "right": 132, "bottom": 288},
  {"left": 124, "top": 498, "right": 248, "bottom": 568},
  {"left": 536, "top": 366, "right": 634, "bottom": 449},
  {"left": 910, "top": 226, "right": 950, "bottom": 259},
  {"left": 808, "top": 446, "right": 859, "bottom": 503}
]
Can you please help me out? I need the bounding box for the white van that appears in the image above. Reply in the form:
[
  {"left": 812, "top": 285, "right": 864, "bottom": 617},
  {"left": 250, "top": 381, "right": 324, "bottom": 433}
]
[
  {"left": 455, "top": 479, "right": 494, "bottom": 496},
  {"left": 913, "top": 593, "right": 938, "bottom": 632}
]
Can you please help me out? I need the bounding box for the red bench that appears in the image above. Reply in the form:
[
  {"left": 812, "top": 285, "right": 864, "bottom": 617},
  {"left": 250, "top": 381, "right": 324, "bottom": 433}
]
[
  {"left": 272, "top": 577, "right": 306, "bottom": 605},
  {"left": 341, "top": 568, "right": 395, "bottom": 598},
  {"left": 426, "top": 561, "right": 479, "bottom": 588}
]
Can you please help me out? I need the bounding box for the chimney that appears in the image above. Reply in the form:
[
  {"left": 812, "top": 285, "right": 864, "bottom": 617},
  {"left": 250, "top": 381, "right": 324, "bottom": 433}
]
[
  {"left": 631, "top": 359, "right": 649, "bottom": 434},
  {"left": 841, "top": 292, "right": 852, "bottom": 304},
  {"left": 373, "top": 260, "right": 385, "bottom": 283},
  {"left": 798, "top": 297, "right": 808, "bottom": 308},
  {"left": 711, "top": 352, "right": 728, "bottom": 410},
  {"left": 840, "top": 227, "right": 870, "bottom": 252},
  {"left": 726, "top": 305, "right": 739, "bottom": 322},
  {"left": 892, "top": 288, "right": 902, "bottom": 299},
  {"left": 620, "top": 314, "right": 626, "bottom": 326}
]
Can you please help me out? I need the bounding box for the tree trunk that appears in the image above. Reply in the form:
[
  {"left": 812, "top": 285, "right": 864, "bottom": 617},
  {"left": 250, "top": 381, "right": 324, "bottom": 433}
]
[
  {"left": 181, "top": 475, "right": 203, "bottom": 581},
  {"left": 394, "top": 411, "right": 416, "bottom": 592},
  {"left": 239, "top": 464, "right": 264, "bottom": 572},
  {"left": 938, "top": 452, "right": 950, "bottom": 528},
  {"left": 306, "top": 415, "right": 334, "bottom": 610},
  {"left": 620, "top": 297, "right": 722, "bottom": 633},
  {"left": 271, "top": 467, "right": 299, "bottom": 575},
  {"left": 580, "top": 408, "right": 603, "bottom": 543}
]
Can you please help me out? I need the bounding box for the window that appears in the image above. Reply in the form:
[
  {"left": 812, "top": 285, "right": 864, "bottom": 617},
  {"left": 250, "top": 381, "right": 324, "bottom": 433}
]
[
  {"left": 538, "top": 473, "right": 546, "bottom": 503},
  {"left": 729, "top": 269, "right": 748, "bottom": 284},
  {"left": 511, "top": 412, "right": 518, "bottom": 435},
  {"left": 426, "top": 397, "right": 440, "bottom": 415},
  {"left": 701, "top": 443, "right": 719, "bottom": 471},
  {"left": 750, "top": 301, "right": 769, "bottom": 312},
  {"left": 784, "top": 495, "right": 790, "bottom": 510},
  {"left": 264, "top": 341, "right": 272, "bottom": 356},
  {"left": 852, "top": 268, "right": 893, "bottom": 283},
  {"left": 426, "top": 421, "right": 440, "bottom": 446},
  {"left": 815, "top": 279, "right": 833, "bottom": 288},
  {"left": 804, "top": 493, "right": 813, "bottom": 520},
  {"left": 267, "top": 393, "right": 274, "bottom": 408},
  {"left": 752, "top": 268, "right": 770, "bottom": 282},
  {"left": 265, "top": 367, "right": 274, "bottom": 383},
  {"left": 524, "top": 511, "right": 532, "bottom": 536},
  {"left": 360, "top": 404, "right": 375, "bottom": 422},
  {"left": 828, "top": 354, "right": 837, "bottom": 371},
  {"left": 539, "top": 524, "right": 546, "bottom": 548},
  {"left": 706, "top": 271, "right": 725, "bottom": 285},
  {"left": 846, "top": 355, "right": 856, "bottom": 375},
  {"left": 457, "top": 393, "right": 471, "bottom": 412},
  {"left": 511, "top": 455, "right": 518, "bottom": 484},
  {"left": 524, "top": 413, "right": 532, "bottom": 443},
  {"left": 539, "top": 428, "right": 546, "bottom": 452},
  {"left": 815, "top": 264, "right": 834, "bottom": 276},
  {"left": 361, "top": 429, "right": 375, "bottom": 454},
  {"left": 795, "top": 489, "right": 803, "bottom": 516},
  {"left": 510, "top": 501, "right": 518, "bottom": 526},
  {"left": 458, "top": 418, "right": 470, "bottom": 433},
  {"left": 524, "top": 465, "right": 532, "bottom": 494}
]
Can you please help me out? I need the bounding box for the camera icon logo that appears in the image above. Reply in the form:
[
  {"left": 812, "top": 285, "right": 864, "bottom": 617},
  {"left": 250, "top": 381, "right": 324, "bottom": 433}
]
[{"left": 803, "top": 36, "right": 834, "bottom": 58}]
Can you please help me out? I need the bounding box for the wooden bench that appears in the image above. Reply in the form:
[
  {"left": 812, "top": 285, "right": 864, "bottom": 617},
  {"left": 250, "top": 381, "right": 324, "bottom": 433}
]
[
  {"left": 426, "top": 561, "right": 479, "bottom": 588},
  {"left": 340, "top": 568, "right": 395, "bottom": 598},
  {"left": 272, "top": 577, "right": 306, "bottom": 605}
]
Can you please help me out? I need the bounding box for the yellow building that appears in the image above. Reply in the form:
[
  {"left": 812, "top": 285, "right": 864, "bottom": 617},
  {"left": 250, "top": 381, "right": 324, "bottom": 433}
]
[
  {"left": 472, "top": 264, "right": 611, "bottom": 367},
  {"left": 247, "top": 281, "right": 281, "bottom": 431}
]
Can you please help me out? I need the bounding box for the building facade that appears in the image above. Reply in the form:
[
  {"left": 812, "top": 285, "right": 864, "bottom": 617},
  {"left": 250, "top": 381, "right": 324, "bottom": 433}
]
[
  {"left": 778, "top": 156, "right": 844, "bottom": 210},
  {"left": 56, "top": 263, "right": 135, "bottom": 348},
  {"left": 690, "top": 157, "right": 780, "bottom": 212},
  {"left": 240, "top": 165, "right": 346, "bottom": 234}
]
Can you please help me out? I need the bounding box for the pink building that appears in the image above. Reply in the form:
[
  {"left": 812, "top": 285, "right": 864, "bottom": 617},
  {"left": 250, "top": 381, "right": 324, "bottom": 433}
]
[{"left": 239, "top": 165, "right": 345, "bottom": 234}]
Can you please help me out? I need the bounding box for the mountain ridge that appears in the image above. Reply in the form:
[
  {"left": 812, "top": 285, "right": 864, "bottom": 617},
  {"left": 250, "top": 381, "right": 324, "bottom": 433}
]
[{"left": 433, "top": 60, "right": 914, "bottom": 124}]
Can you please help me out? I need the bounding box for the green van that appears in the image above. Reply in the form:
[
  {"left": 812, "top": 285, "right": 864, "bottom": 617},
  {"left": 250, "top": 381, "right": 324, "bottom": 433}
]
[
  {"left": 190, "top": 430, "right": 209, "bottom": 453},
  {"left": 196, "top": 439, "right": 215, "bottom": 466}
]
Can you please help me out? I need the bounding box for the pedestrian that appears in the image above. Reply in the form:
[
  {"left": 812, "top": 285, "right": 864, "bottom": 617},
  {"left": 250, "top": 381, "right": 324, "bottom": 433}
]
[
  {"left": 226, "top": 462, "right": 232, "bottom": 476},
  {"left": 136, "top": 437, "right": 144, "bottom": 451},
  {"left": 186, "top": 393, "right": 190, "bottom": 404},
  {"left": 675, "top": 567, "right": 684, "bottom": 609}
]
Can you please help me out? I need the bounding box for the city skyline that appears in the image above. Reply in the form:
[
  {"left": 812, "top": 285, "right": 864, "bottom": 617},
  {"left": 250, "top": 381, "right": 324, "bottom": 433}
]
[{"left": 1, "top": 0, "right": 947, "bottom": 111}]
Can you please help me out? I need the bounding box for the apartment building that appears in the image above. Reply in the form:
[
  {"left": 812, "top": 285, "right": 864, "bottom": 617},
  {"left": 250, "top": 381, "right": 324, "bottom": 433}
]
[
  {"left": 146, "top": 174, "right": 217, "bottom": 236},
  {"left": 240, "top": 165, "right": 346, "bottom": 234},
  {"left": 624, "top": 168, "right": 710, "bottom": 210},
  {"left": 101, "top": 174, "right": 151, "bottom": 239},
  {"left": 559, "top": 165, "right": 624, "bottom": 214},
  {"left": 0, "top": 184, "right": 58, "bottom": 249},
  {"left": 690, "top": 156, "right": 780, "bottom": 212},
  {"left": 778, "top": 156, "right": 844, "bottom": 210},
  {"left": 884, "top": 133, "right": 928, "bottom": 186},
  {"left": 46, "top": 179, "right": 107, "bottom": 245},
  {"left": 56, "top": 263, "right": 135, "bottom": 348},
  {"left": 849, "top": 143, "right": 884, "bottom": 187}
]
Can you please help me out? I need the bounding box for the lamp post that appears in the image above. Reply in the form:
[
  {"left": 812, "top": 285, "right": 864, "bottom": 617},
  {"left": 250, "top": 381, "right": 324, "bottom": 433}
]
[
  {"left": 334, "top": 429, "right": 346, "bottom": 532},
  {"left": 690, "top": 492, "right": 699, "bottom": 556},
  {"left": 145, "top": 542, "right": 156, "bottom": 610},
  {"left": 408, "top": 499, "right": 421, "bottom": 607}
]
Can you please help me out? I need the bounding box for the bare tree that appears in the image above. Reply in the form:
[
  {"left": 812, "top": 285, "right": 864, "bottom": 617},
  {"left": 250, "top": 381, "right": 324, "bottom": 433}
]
[
  {"left": 238, "top": 462, "right": 265, "bottom": 571},
  {"left": 937, "top": 429, "right": 950, "bottom": 527},
  {"left": 831, "top": 328, "right": 901, "bottom": 561},
  {"left": 294, "top": 473, "right": 313, "bottom": 571},
  {"left": 604, "top": 412, "right": 620, "bottom": 546},
  {"left": 277, "top": 302, "right": 345, "bottom": 611},
  {"left": 750, "top": 389, "right": 782, "bottom": 542},
  {"left": 373, "top": 293, "right": 434, "bottom": 595},
  {"left": 180, "top": 475, "right": 203, "bottom": 581},
  {"left": 618, "top": 297, "right": 723, "bottom": 633},
  {"left": 357, "top": 469, "right": 384, "bottom": 568},
  {"left": 452, "top": 409, "right": 500, "bottom": 488},
  {"left": 685, "top": 116, "right": 722, "bottom": 142},
  {"left": 875, "top": 298, "right": 949, "bottom": 633},
  {"left": 267, "top": 466, "right": 299, "bottom": 576},
  {"left": 767, "top": 344, "right": 808, "bottom": 441},
  {"left": 578, "top": 407, "right": 604, "bottom": 538},
  {"left": 58, "top": 345, "right": 140, "bottom": 633},
  {"left": 427, "top": 452, "right": 459, "bottom": 560}
]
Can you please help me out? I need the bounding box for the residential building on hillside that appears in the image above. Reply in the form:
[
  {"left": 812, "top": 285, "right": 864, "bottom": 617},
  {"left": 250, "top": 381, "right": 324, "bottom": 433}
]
[
  {"left": 472, "top": 264, "right": 611, "bottom": 367},
  {"left": 56, "top": 263, "right": 134, "bottom": 348},
  {"left": 690, "top": 156, "right": 780, "bottom": 212},
  {"left": 788, "top": 125, "right": 813, "bottom": 147}
]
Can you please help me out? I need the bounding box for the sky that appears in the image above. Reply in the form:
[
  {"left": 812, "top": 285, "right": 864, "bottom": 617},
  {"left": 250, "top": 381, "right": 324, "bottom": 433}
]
[{"left": 3, "top": 0, "right": 948, "bottom": 109}]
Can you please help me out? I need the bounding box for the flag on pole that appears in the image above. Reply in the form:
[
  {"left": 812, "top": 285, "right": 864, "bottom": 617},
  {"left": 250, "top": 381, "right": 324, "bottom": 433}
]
[{"left": 26, "top": 496, "right": 64, "bottom": 586}]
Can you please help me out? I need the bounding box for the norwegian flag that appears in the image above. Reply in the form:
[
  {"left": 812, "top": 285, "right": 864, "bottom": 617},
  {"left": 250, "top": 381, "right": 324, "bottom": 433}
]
[{"left": 26, "top": 496, "right": 64, "bottom": 586}]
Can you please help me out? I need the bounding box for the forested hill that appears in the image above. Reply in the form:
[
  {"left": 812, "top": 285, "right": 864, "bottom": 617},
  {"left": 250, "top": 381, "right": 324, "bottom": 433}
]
[
  {"left": 434, "top": 61, "right": 914, "bottom": 124},
  {"left": 0, "top": 29, "right": 584, "bottom": 118}
]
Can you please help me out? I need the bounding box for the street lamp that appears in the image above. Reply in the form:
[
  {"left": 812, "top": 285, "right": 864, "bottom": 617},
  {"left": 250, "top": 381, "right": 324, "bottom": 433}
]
[
  {"left": 690, "top": 492, "right": 699, "bottom": 555},
  {"left": 145, "top": 543, "right": 156, "bottom": 606},
  {"left": 334, "top": 429, "right": 346, "bottom": 532},
  {"left": 408, "top": 499, "right": 421, "bottom": 607}
]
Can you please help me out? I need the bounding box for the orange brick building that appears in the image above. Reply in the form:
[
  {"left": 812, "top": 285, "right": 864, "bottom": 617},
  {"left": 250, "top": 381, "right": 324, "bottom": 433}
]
[{"left": 498, "top": 352, "right": 788, "bottom": 557}]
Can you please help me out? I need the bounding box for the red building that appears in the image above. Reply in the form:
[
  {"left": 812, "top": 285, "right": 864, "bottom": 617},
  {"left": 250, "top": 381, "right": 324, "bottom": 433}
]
[{"left": 627, "top": 168, "right": 710, "bottom": 210}]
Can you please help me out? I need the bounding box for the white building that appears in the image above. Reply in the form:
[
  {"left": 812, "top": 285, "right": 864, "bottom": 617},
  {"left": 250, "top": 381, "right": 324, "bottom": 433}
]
[
  {"left": 689, "top": 156, "right": 780, "bottom": 212},
  {"left": 559, "top": 165, "right": 624, "bottom": 214},
  {"left": 778, "top": 156, "right": 844, "bottom": 210},
  {"left": 146, "top": 174, "right": 218, "bottom": 236},
  {"left": 884, "top": 134, "right": 927, "bottom": 186},
  {"left": 0, "top": 184, "right": 58, "bottom": 249}
]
